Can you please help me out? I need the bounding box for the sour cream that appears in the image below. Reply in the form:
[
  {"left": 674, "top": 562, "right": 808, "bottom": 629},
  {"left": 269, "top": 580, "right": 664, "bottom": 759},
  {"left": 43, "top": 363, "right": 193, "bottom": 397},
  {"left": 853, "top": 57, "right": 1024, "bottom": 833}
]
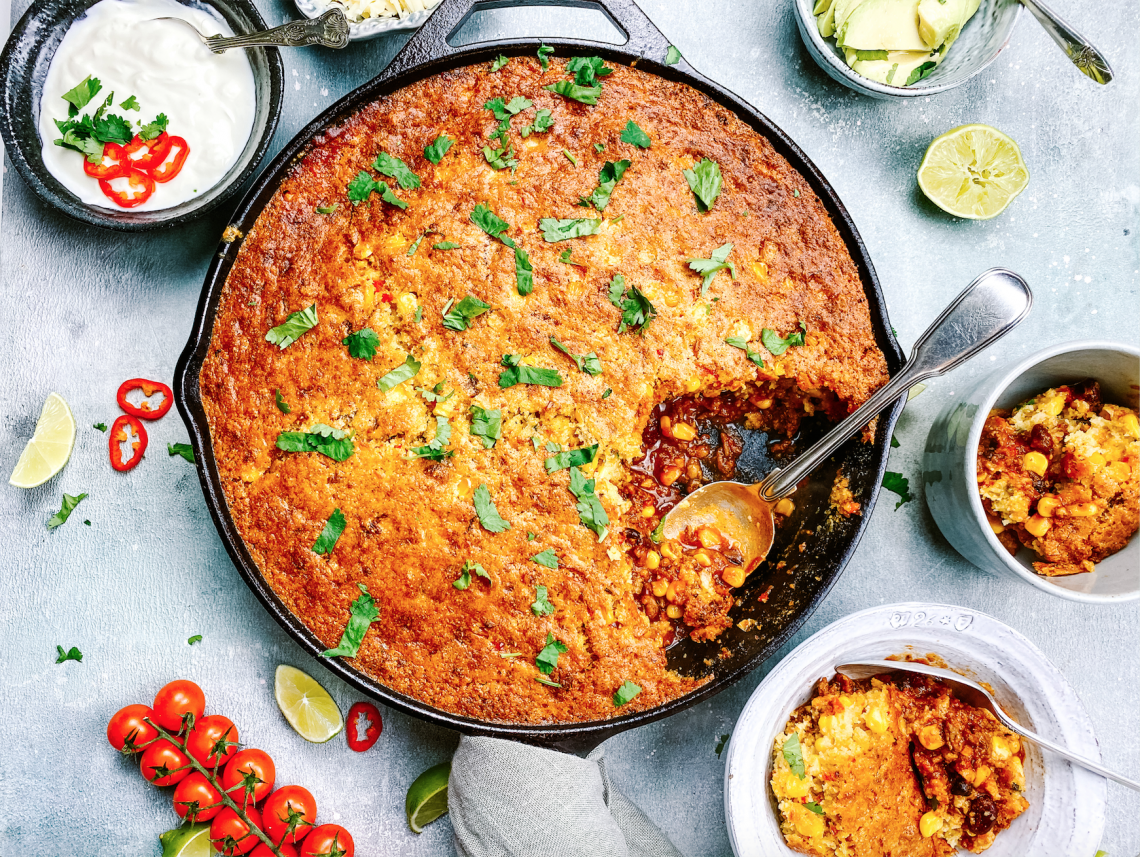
[{"left": 38, "top": 0, "right": 256, "bottom": 212}]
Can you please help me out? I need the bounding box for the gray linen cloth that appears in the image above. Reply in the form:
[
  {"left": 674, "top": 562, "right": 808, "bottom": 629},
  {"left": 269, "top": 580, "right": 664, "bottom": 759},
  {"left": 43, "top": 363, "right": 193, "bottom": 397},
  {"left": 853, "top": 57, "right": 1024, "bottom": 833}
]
[{"left": 449, "top": 734, "right": 684, "bottom": 857}]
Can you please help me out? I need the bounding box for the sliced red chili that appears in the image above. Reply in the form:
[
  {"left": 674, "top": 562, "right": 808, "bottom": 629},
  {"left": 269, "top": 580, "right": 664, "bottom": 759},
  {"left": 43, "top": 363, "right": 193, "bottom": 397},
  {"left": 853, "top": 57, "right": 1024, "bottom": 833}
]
[
  {"left": 345, "top": 702, "right": 382, "bottom": 752},
  {"left": 83, "top": 142, "right": 126, "bottom": 179},
  {"left": 99, "top": 169, "right": 155, "bottom": 208},
  {"left": 123, "top": 133, "right": 173, "bottom": 171},
  {"left": 116, "top": 378, "right": 173, "bottom": 420},
  {"left": 151, "top": 136, "right": 190, "bottom": 183},
  {"left": 109, "top": 415, "right": 148, "bottom": 472}
]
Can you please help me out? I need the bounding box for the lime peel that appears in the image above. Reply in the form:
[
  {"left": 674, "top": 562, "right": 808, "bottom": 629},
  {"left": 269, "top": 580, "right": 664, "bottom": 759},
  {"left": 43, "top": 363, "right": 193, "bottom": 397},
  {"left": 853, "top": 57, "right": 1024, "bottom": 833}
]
[
  {"left": 406, "top": 761, "right": 451, "bottom": 833},
  {"left": 160, "top": 823, "right": 212, "bottom": 857}
]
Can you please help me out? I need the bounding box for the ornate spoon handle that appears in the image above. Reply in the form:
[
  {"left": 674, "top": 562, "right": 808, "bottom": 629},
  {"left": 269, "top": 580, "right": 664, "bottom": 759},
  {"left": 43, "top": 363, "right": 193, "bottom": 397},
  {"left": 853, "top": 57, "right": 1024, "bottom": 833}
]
[
  {"left": 205, "top": 8, "right": 350, "bottom": 52},
  {"left": 1019, "top": 0, "right": 1113, "bottom": 84}
]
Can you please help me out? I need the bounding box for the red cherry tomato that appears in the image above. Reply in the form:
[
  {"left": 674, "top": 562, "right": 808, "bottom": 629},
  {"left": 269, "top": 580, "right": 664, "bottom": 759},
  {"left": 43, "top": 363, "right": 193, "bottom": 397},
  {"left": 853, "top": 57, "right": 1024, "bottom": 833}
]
[
  {"left": 251, "top": 843, "right": 297, "bottom": 857},
  {"left": 300, "top": 825, "right": 353, "bottom": 857},
  {"left": 98, "top": 167, "right": 155, "bottom": 208},
  {"left": 83, "top": 142, "right": 126, "bottom": 179},
  {"left": 107, "top": 704, "right": 158, "bottom": 753},
  {"left": 174, "top": 771, "right": 225, "bottom": 822},
  {"left": 222, "top": 749, "right": 276, "bottom": 807},
  {"left": 344, "top": 702, "right": 382, "bottom": 752},
  {"left": 211, "top": 804, "right": 263, "bottom": 856},
  {"left": 262, "top": 785, "right": 317, "bottom": 845},
  {"left": 187, "top": 715, "right": 240, "bottom": 770},
  {"left": 123, "top": 132, "right": 173, "bottom": 171},
  {"left": 140, "top": 738, "right": 191, "bottom": 786},
  {"left": 151, "top": 135, "right": 190, "bottom": 182},
  {"left": 152, "top": 679, "right": 206, "bottom": 732}
]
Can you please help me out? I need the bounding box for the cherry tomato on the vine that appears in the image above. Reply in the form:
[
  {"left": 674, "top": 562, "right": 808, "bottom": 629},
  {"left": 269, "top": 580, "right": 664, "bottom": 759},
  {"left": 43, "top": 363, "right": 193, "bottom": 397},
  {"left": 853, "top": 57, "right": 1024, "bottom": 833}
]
[
  {"left": 187, "top": 714, "right": 240, "bottom": 770},
  {"left": 140, "top": 738, "right": 191, "bottom": 786},
  {"left": 107, "top": 704, "right": 158, "bottom": 752},
  {"left": 262, "top": 785, "right": 317, "bottom": 845},
  {"left": 222, "top": 748, "right": 276, "bottom": 807},
  {"left": 300, "top": 825, "right": 354, "bottom": 857},
  {"left": 251, "top": 843, "right": 297, "bottom": 857},
  {"left": 345, "top": 702, "right": 382, "bottom": 752},
  {"left": 173, "top": 771, "right": 225, "bottom": 823},
  {"left": 152, "top": 679, "right": 206, "bottom": 732},
  {"left": 210, "top": 805, "right": 263, "bottom": 856}
]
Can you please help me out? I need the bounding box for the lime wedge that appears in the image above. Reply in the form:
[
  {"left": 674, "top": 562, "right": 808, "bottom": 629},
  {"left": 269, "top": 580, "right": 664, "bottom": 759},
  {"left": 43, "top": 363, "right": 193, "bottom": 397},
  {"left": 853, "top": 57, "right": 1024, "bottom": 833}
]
[
  {"left": 10, "top": 392, "right": 76, "bottom": 488},
  {"left": 405, "top": 761, "right": 451, "bottom": 833},
  {"left": 917, "top": 124, "right": 1029, "bottom": 220},
  {"left": 160, "top": 824, "right": 212, "bottom": 857},
  {"left": 274, "top": 664, "right": 343, "bottom": 743}
]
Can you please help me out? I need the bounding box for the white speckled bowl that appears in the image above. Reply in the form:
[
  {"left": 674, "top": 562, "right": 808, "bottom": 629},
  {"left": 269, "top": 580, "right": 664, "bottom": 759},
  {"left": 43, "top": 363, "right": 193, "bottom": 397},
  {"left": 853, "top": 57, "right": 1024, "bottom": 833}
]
[
  {"left": 792, "top": 0, "right": 1022, "bottom": 98},
  {"left": 293, "top": 0, "right": 436, "bottom": 40},
  {"left": 924, "top": 341, "right": 1140, "bottom": 604},
  {"left": 724, "top": 603, "right": 1106, "bottom": 857}
]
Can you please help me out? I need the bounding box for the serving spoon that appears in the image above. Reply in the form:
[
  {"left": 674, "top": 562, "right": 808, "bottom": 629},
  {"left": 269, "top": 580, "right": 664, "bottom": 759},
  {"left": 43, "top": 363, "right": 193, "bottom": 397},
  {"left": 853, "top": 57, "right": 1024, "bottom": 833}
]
[
  {"left": 660, "top": 268, "right": 1032, "bottom": 566},
  {"left": 154, "top": 8, "right": 350, "bottom": 53},
  {"left": 836, "top": 660, "right": 1140, "bottom": 791},
  {"left": 1018, "top": 0, "right": 1113, "bottom": 85}
]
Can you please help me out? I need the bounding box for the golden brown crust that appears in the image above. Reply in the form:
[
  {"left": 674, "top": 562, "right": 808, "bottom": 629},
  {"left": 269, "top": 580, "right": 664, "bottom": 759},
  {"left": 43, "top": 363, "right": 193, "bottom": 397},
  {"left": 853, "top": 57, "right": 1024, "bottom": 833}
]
[{"left": 200, "top": 57, "right": 888, "bottom": 724}]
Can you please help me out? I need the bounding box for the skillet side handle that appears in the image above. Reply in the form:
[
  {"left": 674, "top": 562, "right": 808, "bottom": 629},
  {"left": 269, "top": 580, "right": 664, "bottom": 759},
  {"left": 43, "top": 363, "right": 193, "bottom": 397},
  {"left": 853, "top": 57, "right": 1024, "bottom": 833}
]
[{"left": 381, "top": 0, "right": 675, "bottom": 81}]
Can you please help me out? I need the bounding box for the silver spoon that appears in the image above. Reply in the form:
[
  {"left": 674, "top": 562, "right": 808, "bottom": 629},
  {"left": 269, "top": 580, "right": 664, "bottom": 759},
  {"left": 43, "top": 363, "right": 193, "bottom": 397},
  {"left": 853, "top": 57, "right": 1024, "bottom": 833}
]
[
  {"left": 660, "top": 268, "right": 1032, "bottom": 567},
  {"left": 1018, "top": 0, "right": 1113, "bottom": 84},
  {"left": 154, "top": 8, "right": 350, "bottom": 53},
  {"left": 836, "top": 659, "right": 1140, "bottom": 791}
]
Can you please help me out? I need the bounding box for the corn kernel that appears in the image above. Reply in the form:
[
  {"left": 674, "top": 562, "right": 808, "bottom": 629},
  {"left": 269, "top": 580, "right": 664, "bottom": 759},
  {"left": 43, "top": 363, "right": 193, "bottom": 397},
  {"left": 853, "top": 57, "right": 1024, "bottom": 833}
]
[
  {"left": 1036, "top": 495, "right": 1061, "bottom": 518},
  {"left": 397, "top": 293, "right": 418, "bottom": 317},
  {"left": 641, "top": 504, "right": 656, "bottom": 518},
  {"left": 1086, "top": 452, "right": 1106, "bottom": 468},
  {"left": 973, "top": 765, "right": 992, "bottom": 786},
  {"left": 751, "top": 260, "right": 769, "bottom": 282},
  {"left": 864, "top": 706, "right": 888, "bottom": 733},
  {"left": 990, "top": 736, "right": 1011, "bottom": 761},
  {"left": 774, "top": 498, "right": 795, "bottom": 517},
  {"left": 663, "top": 292, "right": 679, "bottom": 308},
  {"left": 1108, "top": 461, "right": 1131, "bottom": 482},
  {"left": 757, "top": 398, "right": 773, "bottom": 409},
  {"left": 1040, "top": 395, "right": 1065, "bottom": 417},
  {"left": 665, "top": 604, "right": 683, "bottom": 619},
  {"left": 693, "top": 549, "right": 713, "bottom": 567},
  {"left": 696, "top": 525, "right": 722, "bottom": 548},
  {"left": 919, "top": 811, "right": 943, "bottom": 838},
  {"left": 837, "top": 695, "right": 853, "bottom": 710},
  {"left": 645, "top": 551, "right": 661, "bottom": 570},
  {"left": 685, "top": 375, "right": 702, "bottom": 393},
  {"left": 1067, "top": 502, "right": 1098, "bottom": 517},
  {"left": 659, "top": 415, "right": 672, "bottom": 435},
  {"left": 818, "top": 714, "right": 837, "bottom": 734},
  {"left": 988, "top": 516, "right": 1006, "bottom": 534},
  {"left": 1024, "top": 515, "right": 1052, "bottom": 538},
  {"left": 651, "top": 578, "right": 669, "bottom": 598},
  {"left": 661, "top": 541, "right": 682, "bottom": 561},
  {"left": 918, "top": 725, "right": 944, "bottom": 750},
  {"left": 1023, "top": 451, "right": 1048, "bottom": 476},
  {"left": 721, "top": 566, "right": 746, "bottom": 588},
  {"left": 793, "top": 805, "right": 825, "bottom": 838},
  {"left": 1122, "top": 413, "right": 1140, "bottom": 437},
  {"left": 665, "top": 581, "right": 681, "bottom": 603},
  {"left": 778, "top": 769, "right": 810, "bottom": 798},
  {"left": 671, "top": 423, "right": 697, "bottom": 441}
]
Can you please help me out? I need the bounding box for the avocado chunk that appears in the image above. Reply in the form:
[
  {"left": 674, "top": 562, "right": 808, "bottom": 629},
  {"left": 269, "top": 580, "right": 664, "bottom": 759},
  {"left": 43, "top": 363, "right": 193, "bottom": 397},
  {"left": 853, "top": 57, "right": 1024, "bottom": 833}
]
[
  {"left": 847, "top": 48, "right": 943, "bottom": 85},
  {"left": 829, "top": 0, "right": 869, "bottom": 39},
  {"left": 838, "top": 0, "right": 928, "bottom": 52},
  {"left": 917, "top": 0, "right": 981, "bottom": 50}
]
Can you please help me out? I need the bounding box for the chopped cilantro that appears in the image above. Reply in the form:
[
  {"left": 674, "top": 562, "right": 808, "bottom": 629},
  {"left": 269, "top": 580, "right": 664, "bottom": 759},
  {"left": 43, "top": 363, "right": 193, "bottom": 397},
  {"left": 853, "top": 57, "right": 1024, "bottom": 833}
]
[
  {"left": 119, "top": 95, "right": 140, "bottom": 111},
  {"left": 688, "top": 243, "right": 736, "bottom": 296},
  {"left": 585, "top": 159, "right": 630, "bottom": 211},
  {"left": 544, "top": 443, "right": 598, "bottom": 473},
  {"left": 550, "top": 336, "right": 603, "bottom": 375},
  {"left": 499, "top": 355, "right": 563, "bottom": 388},
  {"left": 275, "top": 389, "right": 291, "bottom": 414},
  {"left": 620, "top": 120, "right": 651, "bottom": 149},
  {"left": 483, "top": 141, "right": 519, "bottom": 171},
  {"left": 594, "top": 142, "right": 605, "bottom": 153},
  {"left": 312, "top": 508, "right": 346, "bottom": 554},
  {"left": 423, "top": 134, "right": 454, "bottom": 164},
  {"left": 409, "top": 416, "right": 453, "bottom": 461},
  {"left": 491, "top": 55, "right": 510, "bottom": 72},
  {"left": 407, "top": 231, "right": 434, "bottom": 255},
  {"left": 559, "top": 249, "right": 574, "bottom": 264},
  {"left": 665, "top": 45, "right": 682, "bottom": 65},
  {"left": 806, "top": 802, "right": 825, "bottom": 815},
  {"left": 562, "top": 149, "right": 578, "bottom": 165},
  {"left": 715, "top": 733, "right": 731, "bottom": 758},
  {"left": 761, "top": 322, "right": 807, "bottom": 356},
  {"left": 48, "top": 492, "right": 87, "bottom": 530},
  {"left": 513, "top": 246, "right": 534, "bottom": 296},
  {"left": 793, "top": 188, "right": 801, "bottom": 198},
  {"left": 906, "top": 60, "right": 939, "bottom": 86},
  {"left": 535, "top": 676, "right": 562, "bottom": 688},
  {"left": 342, "top": 327, "right": 380, "bottom": 360},
  {"left": 568, "top": 466, "right": 608, "bottom": 539},
  {"left": 531, "top": 548, "right": 559, "bottom": 569},
  {"left": 61, "top": 76, "right": 102, "bottom": 114},
  {"left": 442, "top": 295, "right": 492, "bottom": 331},
  {"left": 613, "top": 680, "right": 641, "bottom": 706},
  {"left": 782, "top": 733, "right": 806, "bottom": 778},
  {"left": 373, "top": 152, "right": 421, "bottom": 190},
  {"left": 537, "top": 44, "right": 554, "bottom": 70},
  {"left": 473, "top": 484, "right": 511, "bottom": 532},
  {"left": 377, "top": 354, "right": 421, "bottom": 391},
  {"left": 188, "top": 635, "right": 202, "bottom": 645},
  {"left": 346, "top": 172, "right": 407, "bottom": 208},
  {"left": 527, "top": 531, "right": 537, "bottom": 541},
  {"left": 469, "top": 405, "right": 502, "bottom": 449},
  {"left": 316, "top": 203, "right": 339, "bottom": 214},
  {"left": 93, "top": 422, "right": 107, "bottom": 432},
  {"left": 266, "top": 304, "right": 318, "bottom": 349},
  {"left": 602, "top": 388, "right": 612, "bottom": 399},
  {"left": 433, "top": 241, "right": 461, "bottom": 250},
  {"left": 415, "top": 304, "right": 423, "bottom": 323},
  {"left": 486, "top": 96, "right": 533, "bottom": 120},
  {"left": 609, "top": 279, "right": 657, "bottom": 334},
  {"left": 607, "top": 274, "right": 626, "bottom": 307},
  {"left": 891, "top": 435, "right": 901, "bottom": 449},
  {"left": 520, "top": 108, "right": 553, "bottom": 137},
  {"left": 55, "top": 645, "right": 83, "bottom": 664},
  {"left": 544, "top": 80, "right": 603, "bottom": 105},
  {"left": 453, "top": 559, "right": 490, "bottom": 590},
  {"left": 471, "top": 203, "right": 511, "bottom": 240},
  {"left": 540, "top": 217, "right": 603, "bottom": 241},
  {"left": 138, "top": 113, "right": 168, "bottom": 141},
  {"left": 416, "top": 382, "right": 453, "bottom": 404},
  {"left": 684, "top": 158, "right": 723, "bottom": 211},
  {"left": 321, "top": 583, "right": 379, "bottom": 658},
  {"left": 276, "top": 424, "right": 355, "bottom": 462},
  {"left": 531, "top": 584, "right": 555, "bottom": 615},
  {"left": 536, "top": 633, "right": 568, "bottom": 674},
  {"left": 882, "top": 472, "right": 914, "bottom": 509},
  {"left": 167, "top": 443, "right": 194, "bottom": 463},
  {"left": 725, "top": 336, "right": 765, "bottom": 367},
  {"left": 566, "top": 56, "right": 612, "bottom": 85}
]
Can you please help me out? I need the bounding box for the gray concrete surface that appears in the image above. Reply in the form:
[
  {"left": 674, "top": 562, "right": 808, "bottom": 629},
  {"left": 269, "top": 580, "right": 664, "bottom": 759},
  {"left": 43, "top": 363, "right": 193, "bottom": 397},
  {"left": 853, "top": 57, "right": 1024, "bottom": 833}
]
[{"left": 1, "top": 1, "right": 1136, "bottom": 855}]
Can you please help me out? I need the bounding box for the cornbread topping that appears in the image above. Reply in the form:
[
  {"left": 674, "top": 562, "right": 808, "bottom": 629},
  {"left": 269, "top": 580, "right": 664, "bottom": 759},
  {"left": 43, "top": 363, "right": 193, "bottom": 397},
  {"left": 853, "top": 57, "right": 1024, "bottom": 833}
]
[
  {"left": 200, "top": 54, "right": 889, "bottom": 723},
  {"left": 978, "top": 380, "right": 1139, "bottom": 576}
]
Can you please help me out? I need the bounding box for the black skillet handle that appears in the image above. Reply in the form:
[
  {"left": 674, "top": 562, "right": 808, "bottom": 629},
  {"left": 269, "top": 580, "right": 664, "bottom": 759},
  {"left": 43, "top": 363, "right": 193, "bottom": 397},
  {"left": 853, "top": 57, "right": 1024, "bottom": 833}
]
[{"left": 382, "top": 0, "right": 675, "bottom": 81}]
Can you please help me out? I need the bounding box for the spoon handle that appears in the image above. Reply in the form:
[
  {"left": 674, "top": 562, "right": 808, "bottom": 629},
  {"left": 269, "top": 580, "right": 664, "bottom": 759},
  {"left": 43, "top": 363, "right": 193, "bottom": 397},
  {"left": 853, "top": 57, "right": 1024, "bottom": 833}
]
[
  {"left": 758, "top": 268, "right": 1032, "bottom": 502},
  {"left": 1019, "top": 0, "right": 1113, "bottom": 84},
  {"left": 204, "top": 8, "right": 350, "bottom": 52}
]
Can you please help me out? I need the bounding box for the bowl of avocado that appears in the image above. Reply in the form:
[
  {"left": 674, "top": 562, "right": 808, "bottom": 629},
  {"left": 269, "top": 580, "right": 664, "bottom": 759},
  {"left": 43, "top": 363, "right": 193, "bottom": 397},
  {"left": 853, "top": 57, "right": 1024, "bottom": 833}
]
[{"left": 794, "top": 0, "right": 1022, "bottom": 98}]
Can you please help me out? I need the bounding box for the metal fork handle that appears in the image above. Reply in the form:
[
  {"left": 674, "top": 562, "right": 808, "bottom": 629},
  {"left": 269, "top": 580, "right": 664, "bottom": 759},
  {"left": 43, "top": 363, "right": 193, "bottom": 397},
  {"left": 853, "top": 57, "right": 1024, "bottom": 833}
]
[
  {"left": 204, "top": 8, "right": 350, "bottom": 52},
  {"left": 757, "top": 268, "right": 1032, "bottom": 502},
  {"left": 1019, "top": 0, "right": 1113, "bottom": 84}
]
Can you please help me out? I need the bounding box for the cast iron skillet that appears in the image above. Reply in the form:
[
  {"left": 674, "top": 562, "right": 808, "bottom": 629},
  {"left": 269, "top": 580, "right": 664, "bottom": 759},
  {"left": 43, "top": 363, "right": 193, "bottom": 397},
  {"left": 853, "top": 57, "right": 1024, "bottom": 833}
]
[{"left": 174, "top": 0, "right": 906, "bottom": 755}]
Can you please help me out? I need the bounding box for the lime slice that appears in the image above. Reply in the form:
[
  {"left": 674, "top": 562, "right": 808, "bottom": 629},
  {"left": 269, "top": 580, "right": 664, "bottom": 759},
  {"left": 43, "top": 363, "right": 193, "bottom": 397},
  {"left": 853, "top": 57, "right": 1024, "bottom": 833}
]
[
  {"left": 160, "top": 824, "right": 212, "bottom": 857},
  {"left": 917, "top": 124, "right": 1029, "bottom": 220},
  {"left": 274, "top": 664, "right": 343, "bottom": 743},
  {"left": 405, "top": 761, "right": 451, "bottom": 833},
  {"left": 10, "top": 392, "right": 76, "bottom": 488}
]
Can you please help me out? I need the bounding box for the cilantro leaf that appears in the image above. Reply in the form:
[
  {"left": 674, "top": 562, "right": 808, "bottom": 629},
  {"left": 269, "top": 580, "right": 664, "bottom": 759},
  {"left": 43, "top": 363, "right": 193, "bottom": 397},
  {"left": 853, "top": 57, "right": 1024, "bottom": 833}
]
[
  {"left": 373, "top": 152, "right": 421, "bottom": 189},
  {"left": 55, "top": 645, "right": 83, "bottom": 664},
  {"left": 491, "top": 55, "right": 510, "bottom": 72},
  {"left": 61, "top": 76, "right": 102, "bottom": 114},
  {"left": 409, "top": 416, "right": 453, "bottom": 461},
  {"left": 531, "top": 549, "right": 559, "bottom": 569},
  {"left": 470, "top": 405, "right": 502, "bottom": 449},
  {"left": 683, "top": 158, "right": 723, "bottom": 211},
  {"left": 615, "top": 284, "right": 656, "bottom": 334},
  {"left": 565, "top": 56, "right": 612, "bottom": 86},
  {"left": 882, "top": 471, "right": 914, "bottom": 510},
  {"left": 499, "top": 354, "right": 563, "bottom": 389},
  {"left": 563, "top": 149, "right": 578, "bottom": 165},
  {"left": 316, "top": 203, "right": 339, "bottom": 214},
  {"left": 521, "top": 108, "right": 553, "bottom": 137},
  {"left": 377, "top": 354, "right": 422, "bottom": 391},
  {"left": 424, "top": 134, "right": 454, "bottom": 164},
  {"left": 275, "top": 389, "right": 291, "bottom": 414},
  {"left": 545, "top": 443, "right": 598, "bottom": 473},
  {"left": 891, "top": 435, "right": 901, "bottom": 449},
  {"left": 531, "top": 584, "right": 555, "bottom": 615},
  {"left": 471, "top": 203, "right": 511, "bottom": 240},
  {"left": 48, "top": 492, "right": 87, "bottom": 530},
  {"left": 760, "top": 322, "right": 807, "bottom": 356},
  {"left": 138, "top": 113, "right": 168, "bottom": 141},
  {"left": 93, "top": 113, "right": 131, "bottom": 145},
  {"left": 473, "top": 484, "right": 511, "bottom": 532},
  {"left": 433, "top": 241, "right": 461, "bottom": 250},
  {"left": 321, "top": 583, "right": 379, "bottom": 658},
  {"left": 607, "top": 274, "right": 626, "bottom": 308},
  {"left": 559, "top": 249, "right": 574, "bottom": 264},
  {"left": 906, "top": 60, "right": 939, "bottom": 86},
  {"left": 513, "top": 246, "right": 534, "bottom": 296},
  {"left": 782, "top": 733, "right": 806, "bottom": 778},
  {"left": 54, "top": 126, "right": 105, "bottom": 163},
  {"left": 568, "top": 466, "right": 608, "bottom": 539},
  {"left": 265, "top": 304, "right": 318, "bottom": 349},
  {"left": 442, "top": 295, "right": 492, "bottom": 331},
  {"left": 620, "top": 120, "right": 651, "bottom": 149},
  {"left": 483, "top": 141, "right": 518, "bottom": 171},
  {"left": 416, "top": 382, "right": 453, "bottom": 404},
  {"left": 594, "top": 142, "right": 605, "bottom": 154},
  {"left": 586, "top": 159, "right": 630, "bottom": 211},
  {"left": 312, "top": 508, "right": 346, "bottom": 554},
  {"left": 550, "top": 337, "right": 603, "bottom": 375},
  {"left": 540, "top": 217, "right": 603, "bottom": 241},
  {"left": 687, "top": 243, "right": 736, "bottom": 296},
  {"left": 544, "top": 80, "right": 603, "bottom": 105},
  {"left": 453, "top": 559, "right": 490, "bottom": 590},
  {"left": 346, "top": 172, "right": 406, "bottom": 208},
  {"left": 342, "top": 327, "right": 380, "bottom": 360},
  {"left": 715, "top": 733, "right": 731, "bottom": 758},
  {"left": 536, "top": 633, "right": 568, "bottom": 674},
  {"left": 120, "top": 95, "right": 140, "bottom": 111},
  {"left": 167, "top": 442, "right": 194, "bottom": 463},
  {"left": 276, "top": 425, "right": 355, "bottom": 462},
  {"left": 613, "top": 680, "right": 641, "bottom": 707},
  {"left": 188, "top": 635, "right": 202, "bottom": 645},
  {"left": 538, "top": 44, "right": 554, "bottom": 70},
  {"left": 407, "top": 231, "right": 434, "bottom": 255},
  {"left": 665, "top": 45, "right": 682, "bottom": 65},
  {"left": 806, "top": 802, "right": 825, "bottom": 815},
  {"left": 725, "top": 336, "right": 765, "bottom": 367},
  {"left": 93, "top": 423, "right": 107, "bottom": 432}
]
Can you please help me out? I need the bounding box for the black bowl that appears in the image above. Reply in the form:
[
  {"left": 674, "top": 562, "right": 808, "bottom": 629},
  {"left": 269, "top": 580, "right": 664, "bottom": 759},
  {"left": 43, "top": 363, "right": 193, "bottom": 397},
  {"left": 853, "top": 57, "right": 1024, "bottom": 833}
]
[{"left": 0, "top": 0, "right": 283, "bottom": 231}]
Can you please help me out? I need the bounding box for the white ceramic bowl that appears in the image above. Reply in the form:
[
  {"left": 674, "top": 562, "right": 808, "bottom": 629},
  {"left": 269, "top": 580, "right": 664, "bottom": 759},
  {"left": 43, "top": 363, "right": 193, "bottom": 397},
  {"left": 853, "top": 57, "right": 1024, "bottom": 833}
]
[
  {"left": 924, "top": 340, "right": 1140, "bottom": 604},
  {"left": 724, "top": 602, "right": 1106, "bottom": 857},
  {"left": 792, "top": 0, "right": 1022, "bottom": 98},
  {"left": 293, "top": 0, "right": 436, "bottom": 40}
]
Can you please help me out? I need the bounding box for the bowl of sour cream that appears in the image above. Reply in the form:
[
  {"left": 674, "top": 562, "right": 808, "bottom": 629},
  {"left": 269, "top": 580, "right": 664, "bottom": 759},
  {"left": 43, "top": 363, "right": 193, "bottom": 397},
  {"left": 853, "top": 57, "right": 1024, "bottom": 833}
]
[{"left": 0, "top": 0, "right": 282, "bottom": 230}]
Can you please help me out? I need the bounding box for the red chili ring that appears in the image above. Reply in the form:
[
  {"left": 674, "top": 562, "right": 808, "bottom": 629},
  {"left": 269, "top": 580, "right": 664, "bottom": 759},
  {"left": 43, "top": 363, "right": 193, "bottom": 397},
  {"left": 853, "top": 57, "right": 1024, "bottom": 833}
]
[
  {"left": 109, "top": 414, "right": 148, "bottom": 472},
  {"left": 345, "top": 702, "right": 382, "bottom": 752},
  {"left": 116, "top": 378, "right": 173, "bottom": 420}
]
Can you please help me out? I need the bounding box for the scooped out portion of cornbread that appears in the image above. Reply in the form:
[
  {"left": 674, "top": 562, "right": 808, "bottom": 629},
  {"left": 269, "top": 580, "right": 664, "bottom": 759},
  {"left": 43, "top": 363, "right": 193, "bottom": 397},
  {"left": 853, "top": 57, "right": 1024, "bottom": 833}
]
[{"left": 771, "top": 671, "right": 1028, "bottom": 856}]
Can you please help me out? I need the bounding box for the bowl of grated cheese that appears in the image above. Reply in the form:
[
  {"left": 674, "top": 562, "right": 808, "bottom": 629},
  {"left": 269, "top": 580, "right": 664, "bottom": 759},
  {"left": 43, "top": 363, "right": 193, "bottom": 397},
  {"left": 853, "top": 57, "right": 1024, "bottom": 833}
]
[{"left": 294, "top": 0, "right": 440, "bottom": 40}]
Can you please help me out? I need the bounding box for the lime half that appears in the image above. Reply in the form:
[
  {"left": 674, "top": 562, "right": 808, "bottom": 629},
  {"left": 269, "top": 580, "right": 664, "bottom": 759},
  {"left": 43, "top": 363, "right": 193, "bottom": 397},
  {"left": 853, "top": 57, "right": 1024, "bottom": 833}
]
[
  {"left": 160, "top": 824, "right": 212, "bottom": 857},
  {"left": 405, "top": 761, "right": 451, "bottom": 833},
  {"left": 917, "top": 124, "right": 1029, "bottom": 220},
  {"left": 9, "top": 392, "right": 76, "bottom": 488},
  {"left": 274, "top": 664, "right": 343, "bottom": 743}
]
